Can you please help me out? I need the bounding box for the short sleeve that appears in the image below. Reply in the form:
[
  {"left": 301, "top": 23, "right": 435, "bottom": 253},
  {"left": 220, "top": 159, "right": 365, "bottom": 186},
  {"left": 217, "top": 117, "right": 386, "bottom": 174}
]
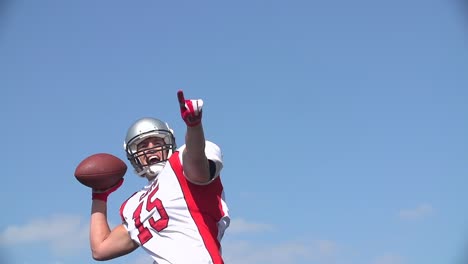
[{"left": 204, "top": 141, "right": 223, "bottom": 180}]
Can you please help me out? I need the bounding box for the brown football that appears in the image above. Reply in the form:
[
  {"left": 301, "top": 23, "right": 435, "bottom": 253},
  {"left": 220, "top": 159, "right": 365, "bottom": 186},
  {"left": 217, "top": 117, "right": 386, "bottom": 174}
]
[{"left": 74, "top": 153, "right": 127, "bottom": 190}]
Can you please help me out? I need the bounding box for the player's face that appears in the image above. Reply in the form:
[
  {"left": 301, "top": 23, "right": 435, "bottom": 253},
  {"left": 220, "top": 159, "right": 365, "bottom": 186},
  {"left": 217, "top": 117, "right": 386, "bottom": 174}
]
[{"left": 136, "top": 137, "right": 168, "bottom": 166}]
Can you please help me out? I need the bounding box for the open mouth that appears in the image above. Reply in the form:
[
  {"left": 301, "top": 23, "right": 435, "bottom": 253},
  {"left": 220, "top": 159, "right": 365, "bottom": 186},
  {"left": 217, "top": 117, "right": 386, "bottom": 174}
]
[{"left": 148, "top": 156, "right": 161, "bottom": 165}]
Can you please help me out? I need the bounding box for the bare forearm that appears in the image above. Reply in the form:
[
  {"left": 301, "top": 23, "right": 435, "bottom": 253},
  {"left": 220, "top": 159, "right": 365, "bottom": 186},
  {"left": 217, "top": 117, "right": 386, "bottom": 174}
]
[
  {"left": 185, "top": 124, "right": 206, "bottom": 155},
  {"left": 183, "top": 124, "right": 210, "bottom": 182},
  {"left": 90, "top": 200, "right": 111, "bottom": 252},
  {"left": 89, "top": 200, "right": 137, "bottom": 260}
]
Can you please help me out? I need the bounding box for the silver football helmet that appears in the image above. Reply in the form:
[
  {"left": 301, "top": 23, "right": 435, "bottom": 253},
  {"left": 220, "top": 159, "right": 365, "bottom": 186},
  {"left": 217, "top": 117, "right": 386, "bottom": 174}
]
[{"left": 123, "top": 117, "right": 176, "bottom": 178}]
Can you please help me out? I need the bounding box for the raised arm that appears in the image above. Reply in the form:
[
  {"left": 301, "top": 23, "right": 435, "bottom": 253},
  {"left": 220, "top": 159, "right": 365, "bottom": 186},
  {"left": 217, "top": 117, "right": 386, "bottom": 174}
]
[{"left": 177, "top": 90, "right": 212, "bottom": 184}]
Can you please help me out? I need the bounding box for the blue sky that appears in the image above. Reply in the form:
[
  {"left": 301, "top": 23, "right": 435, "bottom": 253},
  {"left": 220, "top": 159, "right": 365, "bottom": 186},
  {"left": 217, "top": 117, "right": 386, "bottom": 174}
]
[{"left": 1, "top": 0, "right": 468, "bottom": 263}]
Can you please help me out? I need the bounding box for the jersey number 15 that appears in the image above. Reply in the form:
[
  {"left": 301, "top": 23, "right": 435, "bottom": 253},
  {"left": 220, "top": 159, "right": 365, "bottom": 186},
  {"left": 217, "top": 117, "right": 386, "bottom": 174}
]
[{"left": 132, "top": 185, "right": 169, "bottom": 245}]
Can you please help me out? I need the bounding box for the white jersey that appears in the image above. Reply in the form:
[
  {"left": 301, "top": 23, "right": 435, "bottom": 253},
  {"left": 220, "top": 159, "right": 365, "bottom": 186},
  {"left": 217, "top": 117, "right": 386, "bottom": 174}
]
[{"left": 120, "top": 141, "right": 230, "bottom": 264}]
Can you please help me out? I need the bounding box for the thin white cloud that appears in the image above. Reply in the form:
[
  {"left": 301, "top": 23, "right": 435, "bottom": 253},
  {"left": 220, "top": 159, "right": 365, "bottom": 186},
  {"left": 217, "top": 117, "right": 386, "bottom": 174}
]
[
  {"left": 0, "top": 214, "right": 88, "bottom": 256},
  {"left": 372, "top": 253, "right": 405, "bottom": 264},
  {"left": 227, "top": 218, "right": 274, "bottom": 234},
  {"left": 317, "top": 239, "right": 337, "bottom": 256},
  {"left": 1, "top": 214, "right": 404, "bottom": 264},
  {"left": 398, "top": 203, "right": 434, "bottom": 221},
  {"left": 130, "top": 254, "right": 154, "bottom": 264},
  {"left": 222, "top": 239, "right": 339, "bottom": 264}
]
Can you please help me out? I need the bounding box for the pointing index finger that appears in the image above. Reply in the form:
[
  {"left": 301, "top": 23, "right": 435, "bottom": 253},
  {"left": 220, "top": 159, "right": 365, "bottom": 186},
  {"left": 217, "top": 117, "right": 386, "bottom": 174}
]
[{"left": 177, "top": 90, "right": 185, "bottom": 108}]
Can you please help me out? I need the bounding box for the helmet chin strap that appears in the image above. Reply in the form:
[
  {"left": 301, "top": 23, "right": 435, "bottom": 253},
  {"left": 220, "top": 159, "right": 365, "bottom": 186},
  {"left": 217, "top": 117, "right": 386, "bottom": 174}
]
[{"left": 139, "top": 162, "right": 166, "bottom": 181}]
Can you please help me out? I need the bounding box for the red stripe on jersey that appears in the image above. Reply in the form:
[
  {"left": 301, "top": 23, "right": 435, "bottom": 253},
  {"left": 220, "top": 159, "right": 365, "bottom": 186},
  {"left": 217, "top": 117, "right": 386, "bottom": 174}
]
[
  {"left": 120, "top": 192, "right": 138, "bottom": 223},
  {"left": 169, "top": 152, "right": 225, "bottom": 264},
  {"left": 119, "top": 196, "right": 131, "bottom": 223}
]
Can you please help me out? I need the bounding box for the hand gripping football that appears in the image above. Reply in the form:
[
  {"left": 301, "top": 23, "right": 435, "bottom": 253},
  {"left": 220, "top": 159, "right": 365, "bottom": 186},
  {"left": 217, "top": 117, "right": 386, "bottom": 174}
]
[{"left": 74, "top": 153, "right": 127, "bottom": 190}]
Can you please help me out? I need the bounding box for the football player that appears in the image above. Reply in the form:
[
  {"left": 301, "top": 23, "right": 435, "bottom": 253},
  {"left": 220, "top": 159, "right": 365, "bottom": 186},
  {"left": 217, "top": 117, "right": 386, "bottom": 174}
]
[{"left": 88, "top": 90, "right": 230, "bottom": 264}]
